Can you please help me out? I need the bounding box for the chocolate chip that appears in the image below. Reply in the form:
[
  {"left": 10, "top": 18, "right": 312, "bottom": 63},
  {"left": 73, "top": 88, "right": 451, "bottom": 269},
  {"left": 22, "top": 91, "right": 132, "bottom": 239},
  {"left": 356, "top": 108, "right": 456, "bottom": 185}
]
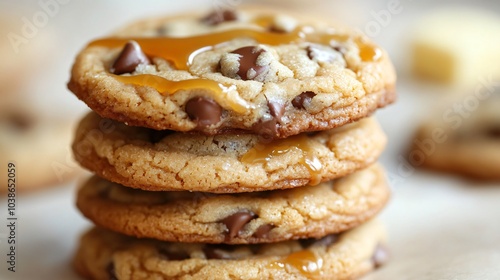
[
  {"left": 111, "top": 41, "right": 150, "bottom": 75},
  {"left": 253, "top": 119, "right": 279, "bottom": 140},
  {"left": 201, "top": 10, "right": 237, "bottom": 25},
  {"left": 106, "top": 262, "right": 117, "bottom": 280},
  {"left": 485, "top": 126, "right": 500, "bottom": 139},
  {"left": 255, "top": 101, "right": 284, "bottom": 139},
  {"left": 307, "top": 45, "right": 341, "bottom": 63},
  {"left": 306, "top": 131, "right": 320, "bottom": 137},
  {"left": 149, "top": 129, "right": 173, "bottom": 144},
  {"left": 158, "top": 248, "right": 189, "bottom": 261},
  {"left": 253, "top": 224, "right": 275, "bottom": 239},
  {"left": 231, "top": 46, "right": 269, "bottom": 81},
  {"left": 292, "top": 91, "right": 316, "bottom": 109},
  {"left": 299, "top": 234, "right": 338, "bottom": 249},
  {"left": 298, "top": 238, "right": 317, "bottom": 249},
  {"left": 267, "top": 101, "right": 284, "bottom": 120},
  {"left": 6, "top": 113, "right": 33, "bottom": 131},
  {"left": 221, "top": 211, "right": 256, "bottom": 240},
  {"left": 156, "top": 25, "right": 168, "bottom": 35},
  {"left": 269, "top": 26, "right": 286, "bottom": 33},
  {"left": 203, "top": 245, "right": 234, "bottom": 260},
  {"left": 372, "top": 244, "right": 389, "bottom": 268},
  {"left": 185, "top": 97, "right": 222, "bottom": 129}
]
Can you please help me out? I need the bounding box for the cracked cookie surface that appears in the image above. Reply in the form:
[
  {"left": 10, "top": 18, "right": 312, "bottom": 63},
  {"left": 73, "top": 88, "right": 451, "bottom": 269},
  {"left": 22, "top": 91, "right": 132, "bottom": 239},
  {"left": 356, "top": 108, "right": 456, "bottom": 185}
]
[
  {"left": 77, "top": 164, "right": 389, "bottom": 244},
  {"left": 68, "top": 8, "right": 396, "bottom": 139},
  {"left": 72, "top": 112, "right": 386, "bottom": 192},
  {"left": 73, "top": 219, "right": 387, "bottom": 280}
]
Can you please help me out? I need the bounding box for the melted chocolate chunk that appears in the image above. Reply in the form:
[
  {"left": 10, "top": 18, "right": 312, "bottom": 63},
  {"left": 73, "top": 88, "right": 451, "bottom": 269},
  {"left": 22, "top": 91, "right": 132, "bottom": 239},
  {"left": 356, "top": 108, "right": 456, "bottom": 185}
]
[
  {"left": 254, "top": 101, "right": 284, "bottom": 139},
  {"left": 253, "top": 119, "right": 279, "bottom": 140},
  {"left": 158, "top": 248, "right": 189, "bottom": 261},
  {"left": 201, "top": 10, "right": 237, "bottom": 25},
  {"left": 111, "top": 41, "right": 151, "bottom": 75},
  {"left": 203, "top": 245, "right": 234, "bottom": 260},
  {"left": 372, "top": 244, "right": 389, "bottom": 268},
  {"left": 106, "top": 262, "right": 117, "bottom": 280},
  {"left": 253, "top": 224, "right": 275, "bottom": 239},
  {"left": 292, "top": 91, "right": 316, "bottom": 109},
  {"left": 221, "top": 211, "right": 256, "bottom": 240},
  {"left": 231, "top": 46, "right": 269, "bottom": 81},
  {"left": 267, "top": 101, "right": 285, "bottom": 120},
  {"left": 148, "top": 129, "right": 173, "bottom": 144},
  {"left": 185, "top": 97, "right": 222, "bottom": 129}
]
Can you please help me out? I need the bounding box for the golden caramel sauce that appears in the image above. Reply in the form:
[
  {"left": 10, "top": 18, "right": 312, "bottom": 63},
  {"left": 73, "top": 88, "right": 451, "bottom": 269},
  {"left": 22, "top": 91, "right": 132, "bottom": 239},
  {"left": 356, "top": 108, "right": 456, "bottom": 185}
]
[
  {"left": 268, "top": 250, "right": 323, "bottom": 277},
  {"left": 89, "top": 17, "right": 381, "bottom": 114},
  {"left": 355, "top": 37, "right": 382, "bottom": 62},
  {"left": 252, "top": 15, "right": 275, "bottom": 28},
  {"left": 90, "top": 25, "right": 380, "bottom": 71},
  {"left": 113, "top": 74, "right": 250, "bottom": 113},
  {"left": 90, "top": 28, "right": 305, "bottom": 71},
  {"left": 241, "top": 134, "right": 323, "bottom": 185}
]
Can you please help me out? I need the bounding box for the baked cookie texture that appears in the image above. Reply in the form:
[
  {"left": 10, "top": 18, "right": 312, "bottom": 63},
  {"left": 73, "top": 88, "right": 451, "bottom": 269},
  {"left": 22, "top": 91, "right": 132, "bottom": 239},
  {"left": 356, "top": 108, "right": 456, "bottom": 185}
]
[
  {"left": 69, "top": 7, "right": 395, "bottom": 280},
  {"left": 412, "top": 94, "right": 500, "bottom": 180},
  {"left": 77, "top": 164, "right": 389, "bottom": 244},
  {"left": 68, "top": 8, "right": 396, "bottom": 139},
  {"left": 73, "top": 219, "right": 387, "bottom": 280},
  {"left": 73, "top": 112, "right": 386, "bottom": 192}
]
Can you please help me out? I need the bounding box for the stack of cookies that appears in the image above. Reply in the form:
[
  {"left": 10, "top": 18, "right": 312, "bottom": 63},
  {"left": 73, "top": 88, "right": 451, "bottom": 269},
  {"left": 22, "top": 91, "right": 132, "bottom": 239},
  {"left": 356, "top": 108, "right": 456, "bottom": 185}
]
[{"left": 68, "top": 7, "right": 396, "bottom": 280}]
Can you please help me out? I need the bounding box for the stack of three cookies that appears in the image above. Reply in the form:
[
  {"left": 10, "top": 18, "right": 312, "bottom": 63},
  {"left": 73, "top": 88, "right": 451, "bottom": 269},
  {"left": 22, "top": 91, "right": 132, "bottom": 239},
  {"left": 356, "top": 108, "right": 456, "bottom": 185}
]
[{"left": 68, "top": 8, "right": 396, "bottom": 280}]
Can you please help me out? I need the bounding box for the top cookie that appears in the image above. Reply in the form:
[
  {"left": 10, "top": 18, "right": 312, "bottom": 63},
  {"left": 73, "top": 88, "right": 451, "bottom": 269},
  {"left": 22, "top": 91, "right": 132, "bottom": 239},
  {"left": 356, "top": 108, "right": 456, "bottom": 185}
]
[{"left": 68, "top": 8, "right": 396, "bottom": 139}]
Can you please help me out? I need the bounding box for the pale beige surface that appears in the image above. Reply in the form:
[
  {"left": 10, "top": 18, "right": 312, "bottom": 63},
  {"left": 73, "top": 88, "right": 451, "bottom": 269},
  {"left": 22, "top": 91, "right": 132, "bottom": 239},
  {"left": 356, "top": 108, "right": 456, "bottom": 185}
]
[
  {"left": 411, "top": 8, "right": 500, "bottom": 85},
  {"left": 0, "top": 1, "right": 499, "bottom": 280}
]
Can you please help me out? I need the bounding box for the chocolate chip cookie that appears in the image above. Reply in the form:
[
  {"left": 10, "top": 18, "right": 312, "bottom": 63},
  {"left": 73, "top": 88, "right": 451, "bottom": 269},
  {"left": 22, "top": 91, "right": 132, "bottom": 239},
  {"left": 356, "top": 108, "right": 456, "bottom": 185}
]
[
  {"left": 73, "top": 112, "right": 386, "bottom": 192},
  {"left": 412, "top": 93, "right": 500, "bottom": 180},
  {"left": 68, "top": 8, "right": 396, "bottom": 139},
  {"left": 0, "top": 109, "right": 82, "bottom": 193},
  {"left": 77, "top": 164, "right": 389, "bottom": 244},
  {"left": 73, "top": 219, "right": 387, "bottom": 280}
]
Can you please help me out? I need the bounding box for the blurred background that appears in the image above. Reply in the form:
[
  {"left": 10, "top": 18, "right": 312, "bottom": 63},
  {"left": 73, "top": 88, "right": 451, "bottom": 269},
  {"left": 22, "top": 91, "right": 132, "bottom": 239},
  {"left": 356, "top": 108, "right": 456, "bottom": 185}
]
[{"left": 0, "top": 0, "right": 499, "bottom": 279}]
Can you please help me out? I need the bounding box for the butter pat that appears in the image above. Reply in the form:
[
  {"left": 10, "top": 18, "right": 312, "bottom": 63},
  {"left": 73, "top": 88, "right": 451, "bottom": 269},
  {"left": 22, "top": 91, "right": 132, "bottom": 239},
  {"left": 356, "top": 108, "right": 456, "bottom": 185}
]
[{"left": 412, "top": 8, "right": 500, "bottom": 86}]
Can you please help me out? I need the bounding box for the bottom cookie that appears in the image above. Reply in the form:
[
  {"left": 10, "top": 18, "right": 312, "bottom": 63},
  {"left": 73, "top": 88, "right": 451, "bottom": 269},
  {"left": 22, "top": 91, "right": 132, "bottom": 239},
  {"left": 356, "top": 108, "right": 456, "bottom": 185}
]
[{"left": 73, "top": 219, "right": 387, "bottom": 280}]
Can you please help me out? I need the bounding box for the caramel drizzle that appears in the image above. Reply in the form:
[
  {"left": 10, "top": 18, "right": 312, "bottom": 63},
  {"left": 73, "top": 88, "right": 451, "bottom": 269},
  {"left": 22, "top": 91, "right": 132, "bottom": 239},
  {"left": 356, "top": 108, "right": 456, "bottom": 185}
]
[
  {"left": 241, "top": 134, "right": 323, "bottom": 185},
  {"left": 113, "top": 75, "right": 250, "bottom": 113},
  {"left": 89, "top": 17, "right": 381, "bottom": 112},
  {"left": 90, "top": 26, "right": 380, "bottom": 71},
  {"left": 89, "top": 28, "right": 305, "bottom": 71},
  {"left": 268, "top": 250, "right": 323, "bottom": 277}
]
